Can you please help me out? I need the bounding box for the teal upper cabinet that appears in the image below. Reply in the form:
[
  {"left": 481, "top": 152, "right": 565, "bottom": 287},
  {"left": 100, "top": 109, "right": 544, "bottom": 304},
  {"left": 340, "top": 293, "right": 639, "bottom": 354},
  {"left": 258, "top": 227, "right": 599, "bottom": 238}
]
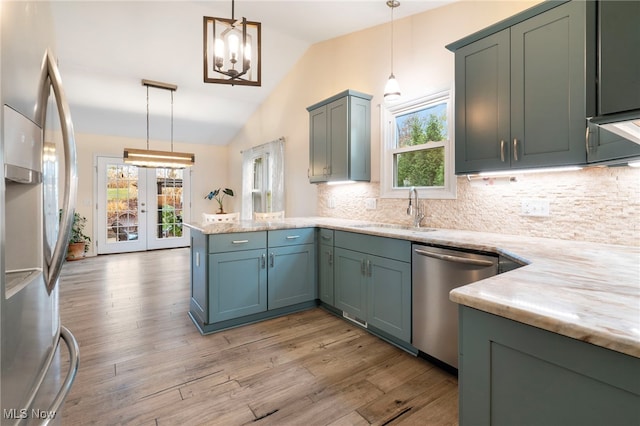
[
  {"left": 448, "top": 1, "right": 596, "bottom": 174},
  {"left": 307, "top": 90, "right": 372, "bottom": 183},
  {"left": 587, "top": 1, "right": 640, "bottom": 164}
]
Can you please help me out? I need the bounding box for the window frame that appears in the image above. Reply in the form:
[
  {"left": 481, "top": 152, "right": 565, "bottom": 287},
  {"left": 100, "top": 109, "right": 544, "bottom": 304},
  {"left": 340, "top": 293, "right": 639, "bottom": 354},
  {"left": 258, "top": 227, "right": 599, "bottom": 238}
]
[{"left": 380, "top": 90, "right": 456, "bottom": 199}]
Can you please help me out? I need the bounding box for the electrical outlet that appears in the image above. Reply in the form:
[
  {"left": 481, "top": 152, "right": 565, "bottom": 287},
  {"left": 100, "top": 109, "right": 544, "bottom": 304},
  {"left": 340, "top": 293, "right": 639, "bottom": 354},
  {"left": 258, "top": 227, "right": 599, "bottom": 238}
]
[
  {"left": 521, "top": 199, "right": 550, "bottom": 217},
  {"left": 365, "top": 198, "right": 377, "bottom": 210},
  {"left": 328, "top": 197, "right": 336, "bottom": 209}
]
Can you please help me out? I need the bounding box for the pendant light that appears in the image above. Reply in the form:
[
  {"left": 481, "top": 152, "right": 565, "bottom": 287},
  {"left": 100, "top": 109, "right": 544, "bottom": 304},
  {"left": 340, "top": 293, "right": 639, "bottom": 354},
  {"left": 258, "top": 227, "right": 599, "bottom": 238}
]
[
  {"left": 203, "top": 0, "right": 262, "bottom": 86},
  {"left": 123, "top": 80, "right": 195, "bottom": 169},
  {"left": 384, "top": 0, "right": 401, "bottom": 102}
]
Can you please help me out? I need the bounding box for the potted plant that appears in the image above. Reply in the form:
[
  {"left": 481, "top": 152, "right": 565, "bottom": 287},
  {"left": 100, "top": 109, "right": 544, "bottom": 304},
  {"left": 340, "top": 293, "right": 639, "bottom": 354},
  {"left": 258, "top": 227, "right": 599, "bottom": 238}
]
[
  {"left": 205, "top": 188, "right": 234, "bottom": 214},
  {"left": 65, "top": 211, "right": 91, "bottom": 261}
]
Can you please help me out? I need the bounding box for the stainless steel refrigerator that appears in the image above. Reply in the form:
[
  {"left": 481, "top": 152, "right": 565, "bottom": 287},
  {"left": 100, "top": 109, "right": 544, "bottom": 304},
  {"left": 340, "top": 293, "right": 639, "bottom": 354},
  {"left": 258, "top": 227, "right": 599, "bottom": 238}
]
[{"left": 1, "top": 2, "right": 79, "bottom": 424}]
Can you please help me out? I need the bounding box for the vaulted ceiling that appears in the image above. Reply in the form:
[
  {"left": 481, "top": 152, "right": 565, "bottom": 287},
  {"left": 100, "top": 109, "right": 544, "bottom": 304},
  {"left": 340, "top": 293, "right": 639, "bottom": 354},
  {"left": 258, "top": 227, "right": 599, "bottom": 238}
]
[{"left": 50, "top": 0, "right": 454, "bottom": 146}]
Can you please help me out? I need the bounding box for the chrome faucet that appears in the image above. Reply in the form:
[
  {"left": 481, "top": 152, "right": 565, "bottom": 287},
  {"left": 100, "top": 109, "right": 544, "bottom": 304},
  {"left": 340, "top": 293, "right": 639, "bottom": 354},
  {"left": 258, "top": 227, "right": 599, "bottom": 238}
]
[{"left": 407, "top": 186, "right": 425, "bottom": 227}]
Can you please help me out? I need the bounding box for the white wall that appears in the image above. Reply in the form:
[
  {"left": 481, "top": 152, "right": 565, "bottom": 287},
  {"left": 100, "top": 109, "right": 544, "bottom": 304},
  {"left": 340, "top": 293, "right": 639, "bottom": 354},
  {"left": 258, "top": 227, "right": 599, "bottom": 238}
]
[{"left": 225, "top": 1, "right": 542, "bottom": 216}]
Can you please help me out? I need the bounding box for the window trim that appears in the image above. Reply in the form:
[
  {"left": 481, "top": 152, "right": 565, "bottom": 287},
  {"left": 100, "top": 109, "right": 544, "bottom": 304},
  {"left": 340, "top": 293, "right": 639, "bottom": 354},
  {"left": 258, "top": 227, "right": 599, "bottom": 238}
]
[{"left": 380, "top": 90, "right": 456, "bottom": 199}]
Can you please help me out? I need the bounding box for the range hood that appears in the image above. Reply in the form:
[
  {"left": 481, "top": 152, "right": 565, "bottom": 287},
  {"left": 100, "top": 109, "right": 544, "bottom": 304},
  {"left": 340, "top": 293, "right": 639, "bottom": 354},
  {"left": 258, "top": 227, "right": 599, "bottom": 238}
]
[{"left": 589, "top": 110, "right": 640, "bottom": 146}]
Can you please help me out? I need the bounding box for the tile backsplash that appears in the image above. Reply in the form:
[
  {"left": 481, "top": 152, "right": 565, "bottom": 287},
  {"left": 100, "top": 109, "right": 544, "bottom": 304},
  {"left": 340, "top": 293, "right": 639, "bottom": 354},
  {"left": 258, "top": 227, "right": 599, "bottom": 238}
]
[{"left": 317, "top": 167, "right": 640, "bottom": 246}]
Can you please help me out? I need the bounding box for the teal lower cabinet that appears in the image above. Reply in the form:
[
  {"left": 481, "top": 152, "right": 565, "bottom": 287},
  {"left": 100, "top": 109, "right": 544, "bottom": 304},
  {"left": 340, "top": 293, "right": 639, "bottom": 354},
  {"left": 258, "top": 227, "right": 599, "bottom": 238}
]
[
  {"left": 188, "top": 228, "right": 317, "bottom": 334},
  {"left": 333, "top": 231, "right": 412, "bottom": 349},
  {"left": 459, "top": 306, "right": 640, "bottom": 426},
  {"left": 209, "top": 249, "right": 267, "bottom": 322},
  {"left": 189, "top": 229, "right": 208, "bottom": 325},
  {"left": 318, "top": 229, "right": 335, "bottom": 305},
  {"left": 334, "top": 247, "right": 367, "bottom": 319},
  {"left": 267, "top": 243, "right": 316, "bottom": 310}
]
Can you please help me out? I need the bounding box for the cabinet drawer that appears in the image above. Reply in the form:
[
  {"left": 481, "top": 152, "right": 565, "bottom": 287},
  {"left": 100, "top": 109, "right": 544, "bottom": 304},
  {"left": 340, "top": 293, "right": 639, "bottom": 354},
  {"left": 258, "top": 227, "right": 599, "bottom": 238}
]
[
  {"left": 319, "top": 228, "right": 334, "bottom": 245},
  {"left": 209, "top": 231, "right": 266, "bottom": 253},
  {"left": 335, "top": 231, "right": 410, "bottom": 263},
  {"left": 268, "top": 228, "right": 315, "bottom": 247}
]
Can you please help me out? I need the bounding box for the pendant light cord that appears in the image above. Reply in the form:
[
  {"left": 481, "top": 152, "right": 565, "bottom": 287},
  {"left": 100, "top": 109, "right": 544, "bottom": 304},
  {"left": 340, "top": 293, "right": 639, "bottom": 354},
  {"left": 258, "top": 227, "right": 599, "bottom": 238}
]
[
  {"left": 171, "top": 90, "right": 174, "bottom": 152},
  {"left": 146, "top": 85, "right": 150, "bottom": 150},
  {"left": 390, "top": 2, "right": 395, "bottom": 75}
]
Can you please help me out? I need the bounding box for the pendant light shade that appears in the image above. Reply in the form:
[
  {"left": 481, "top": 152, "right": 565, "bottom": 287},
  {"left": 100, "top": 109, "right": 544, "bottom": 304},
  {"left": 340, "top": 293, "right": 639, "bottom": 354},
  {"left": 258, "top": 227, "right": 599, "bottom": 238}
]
[
  {"left": 383, "top": 0, "right": 401, "bottom": 102},
  {"left": 123, "top": 79, "right": 195, "bottom": 169},
  {"left": 384, "top": 73, "right": 401, "bottom": 102}
]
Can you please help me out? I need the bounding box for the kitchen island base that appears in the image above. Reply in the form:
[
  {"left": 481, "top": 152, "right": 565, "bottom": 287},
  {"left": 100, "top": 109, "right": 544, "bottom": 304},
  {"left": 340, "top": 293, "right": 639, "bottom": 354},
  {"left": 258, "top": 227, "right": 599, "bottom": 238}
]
[
  {"left": 189, "top": 300, "right": 318, "bottom": 335},
  {"left": 459, "top": 306, "right": 640, "bottom": 426}
]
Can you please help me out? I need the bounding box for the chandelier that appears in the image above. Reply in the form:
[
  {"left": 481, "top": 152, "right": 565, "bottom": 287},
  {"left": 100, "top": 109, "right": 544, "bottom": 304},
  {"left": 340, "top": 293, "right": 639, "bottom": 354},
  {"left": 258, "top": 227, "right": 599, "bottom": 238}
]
[
  {"left": 203, "top": 0, "right": 261, "bottom": 86},
  {"left": 123, "top": 79, "right": 195, "bottom": 169}
]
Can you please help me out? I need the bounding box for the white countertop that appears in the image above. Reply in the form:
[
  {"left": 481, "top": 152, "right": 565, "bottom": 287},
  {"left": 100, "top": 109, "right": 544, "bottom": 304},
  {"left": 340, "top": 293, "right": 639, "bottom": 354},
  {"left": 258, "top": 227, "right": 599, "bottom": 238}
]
[{"left": 185, "top": 217, "right": 640, "bottom": 358}]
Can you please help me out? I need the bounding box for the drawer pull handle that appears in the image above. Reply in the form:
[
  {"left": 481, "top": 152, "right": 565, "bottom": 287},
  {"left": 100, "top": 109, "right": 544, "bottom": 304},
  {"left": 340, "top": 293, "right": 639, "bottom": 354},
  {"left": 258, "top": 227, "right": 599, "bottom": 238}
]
[
  {"left": 286, "top": 235, "right": 300, "bottom": 240},
  {"left": 232, "top": 240, "right": 249, "bottom": 244},
  {"left": 321, "top": 235, "right": 332, "bottom": 241}
]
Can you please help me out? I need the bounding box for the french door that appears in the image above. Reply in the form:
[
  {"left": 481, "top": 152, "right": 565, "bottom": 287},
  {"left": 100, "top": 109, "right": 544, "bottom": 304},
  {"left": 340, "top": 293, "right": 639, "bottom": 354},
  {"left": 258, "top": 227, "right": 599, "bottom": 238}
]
[{"left": 96, "top": 156, "right": 191, "bottom": 254}]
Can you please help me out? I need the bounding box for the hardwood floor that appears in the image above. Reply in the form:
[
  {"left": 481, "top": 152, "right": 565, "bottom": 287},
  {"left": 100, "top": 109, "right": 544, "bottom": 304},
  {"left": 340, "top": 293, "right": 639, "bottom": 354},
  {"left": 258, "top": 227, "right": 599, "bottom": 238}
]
[{"left": 58, "top": 248, "right": 458, "bottom": 425}]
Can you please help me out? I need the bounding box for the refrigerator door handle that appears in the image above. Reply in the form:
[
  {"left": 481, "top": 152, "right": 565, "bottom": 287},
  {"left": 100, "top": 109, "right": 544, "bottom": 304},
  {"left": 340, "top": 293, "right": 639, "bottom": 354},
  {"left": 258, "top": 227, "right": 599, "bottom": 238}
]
[
  {"left": 42, "top": 325, "right": 80, "bottom": 426},
  {"left": 40, "top": 50, "right": 78, "bottom": 293}
]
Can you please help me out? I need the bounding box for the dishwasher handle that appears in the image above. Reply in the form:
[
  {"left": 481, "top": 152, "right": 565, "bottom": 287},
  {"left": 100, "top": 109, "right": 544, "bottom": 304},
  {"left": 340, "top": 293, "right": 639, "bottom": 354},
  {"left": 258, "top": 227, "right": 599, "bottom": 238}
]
[{"left": 414, "top": 248, "right": 495, "bottom": 267}]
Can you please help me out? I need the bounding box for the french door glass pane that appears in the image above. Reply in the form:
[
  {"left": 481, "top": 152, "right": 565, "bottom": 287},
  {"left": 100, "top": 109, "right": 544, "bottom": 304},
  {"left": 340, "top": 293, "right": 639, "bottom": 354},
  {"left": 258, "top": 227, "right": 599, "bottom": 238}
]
[
  {"left": 106, "top": 164, "right": 139, "bottom": 242},
  {"left": 155, "top": 168, "right": 183, "bottom": 239}
]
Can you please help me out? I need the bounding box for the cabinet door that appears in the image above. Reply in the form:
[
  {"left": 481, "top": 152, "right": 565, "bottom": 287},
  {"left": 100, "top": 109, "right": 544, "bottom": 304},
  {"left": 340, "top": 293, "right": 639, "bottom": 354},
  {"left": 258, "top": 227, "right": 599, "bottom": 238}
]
[
  {"left": 598, "top": 1, "right": 640, "bottom": 115},
  {"left": 309, "top": 106, "right": 329, "bottom": 183},
  {"left": 334, "top": 247, "right": 367, "bottom": 320},
  {"left": 319, "top": 243, "right": 334, "bottom": 305},
  {"left": 510, "top": 1, "right": 588, "bottom": 168},
  {"left": 587, "top": 123, "right": 640, "bottom": 163},
  {"left": 327, "top": 97, "right": 349, "bottom": 181},
  {"left": 268, "top": 243, "right": 316, "bottom": 310},
  {"left": 190, "top": 230, "right": 208, "bottom": 324},
  {"left": 367, "top": 254, "right": 411, "bottom": 342},
  {"left": 454, "top": 29, "right": 511, "bottom": 174},
  {"left": 209, "top": 249, "right": 267, "bottom": 323}
]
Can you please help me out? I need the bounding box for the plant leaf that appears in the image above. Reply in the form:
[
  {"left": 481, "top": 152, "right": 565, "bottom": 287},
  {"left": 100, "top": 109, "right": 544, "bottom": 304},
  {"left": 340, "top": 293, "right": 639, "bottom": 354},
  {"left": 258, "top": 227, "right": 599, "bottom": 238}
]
[{"left": 223, "top": 188, "right": 234, "bottom": 197}]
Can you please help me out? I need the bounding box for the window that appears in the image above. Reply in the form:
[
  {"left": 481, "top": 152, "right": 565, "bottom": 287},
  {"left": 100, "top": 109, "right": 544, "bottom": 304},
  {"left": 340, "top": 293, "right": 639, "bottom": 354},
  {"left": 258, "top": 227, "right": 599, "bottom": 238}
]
[{"left": 380, "top": 90, "right": 456, "bottom": 199}]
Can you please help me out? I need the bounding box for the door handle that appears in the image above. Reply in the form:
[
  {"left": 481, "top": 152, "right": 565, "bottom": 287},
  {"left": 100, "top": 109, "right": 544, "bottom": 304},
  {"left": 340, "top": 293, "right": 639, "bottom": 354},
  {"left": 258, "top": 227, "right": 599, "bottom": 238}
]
[
  {"left": 366, "top": 259, "right": 372, "bottom": 277},
  {"left": 261, "top": 253, "right": 266, "bottom": 269},
  {"left": 513, "top": 139, "right": 519, "bottom": 162},
  {"left": 270, "top": 253, "right": 275, "bottom": 268},
  {"left": 327, "top": 251, "right": 333, "bottom": 266},
  {"left": 500, "top": 140, "right": 505, "bottom": 162},
  {"left": 361, "top": 259, "right": 366, "bottom": 275},
  {"left": 414, "top": 248, "right": 495, "bottom": 267},
  {"left": 41, "top": 50, "right": 78, "bottom": 294}
]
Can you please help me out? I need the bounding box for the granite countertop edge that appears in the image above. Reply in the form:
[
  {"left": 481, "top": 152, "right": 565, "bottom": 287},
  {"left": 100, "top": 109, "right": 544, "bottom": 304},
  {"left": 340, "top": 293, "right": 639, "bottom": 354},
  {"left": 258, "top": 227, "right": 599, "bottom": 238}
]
[{"left": 184, "top": 217, "right": 640, "bottom": 358}]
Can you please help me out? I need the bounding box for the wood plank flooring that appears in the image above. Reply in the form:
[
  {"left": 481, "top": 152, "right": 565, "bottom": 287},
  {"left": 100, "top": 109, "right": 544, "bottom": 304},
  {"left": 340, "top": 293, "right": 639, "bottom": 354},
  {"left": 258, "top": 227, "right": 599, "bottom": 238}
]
[{"left": 58, "top": 248, "right": 458, "bottom": 425}]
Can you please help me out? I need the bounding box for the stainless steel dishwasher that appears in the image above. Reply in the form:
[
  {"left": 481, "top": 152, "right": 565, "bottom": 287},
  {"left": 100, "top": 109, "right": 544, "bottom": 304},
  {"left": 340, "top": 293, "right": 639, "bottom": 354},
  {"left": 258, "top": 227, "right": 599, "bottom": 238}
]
[{"left": 412, "top": 244, "right": 498, "bottom": 369}]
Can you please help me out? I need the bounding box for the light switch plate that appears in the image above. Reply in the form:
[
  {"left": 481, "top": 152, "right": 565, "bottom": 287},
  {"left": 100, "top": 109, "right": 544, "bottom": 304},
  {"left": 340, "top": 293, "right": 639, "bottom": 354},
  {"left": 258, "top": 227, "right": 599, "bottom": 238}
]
[{"left": 521, "top": 199, "right": 550, "bottom": 216}]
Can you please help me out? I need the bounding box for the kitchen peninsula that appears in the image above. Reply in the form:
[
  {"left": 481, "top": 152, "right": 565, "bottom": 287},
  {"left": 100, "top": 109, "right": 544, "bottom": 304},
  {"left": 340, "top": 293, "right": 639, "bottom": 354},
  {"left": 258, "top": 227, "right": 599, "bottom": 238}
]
[{"left": 185, "top": 217, "right": 640, "bottom": 424}]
